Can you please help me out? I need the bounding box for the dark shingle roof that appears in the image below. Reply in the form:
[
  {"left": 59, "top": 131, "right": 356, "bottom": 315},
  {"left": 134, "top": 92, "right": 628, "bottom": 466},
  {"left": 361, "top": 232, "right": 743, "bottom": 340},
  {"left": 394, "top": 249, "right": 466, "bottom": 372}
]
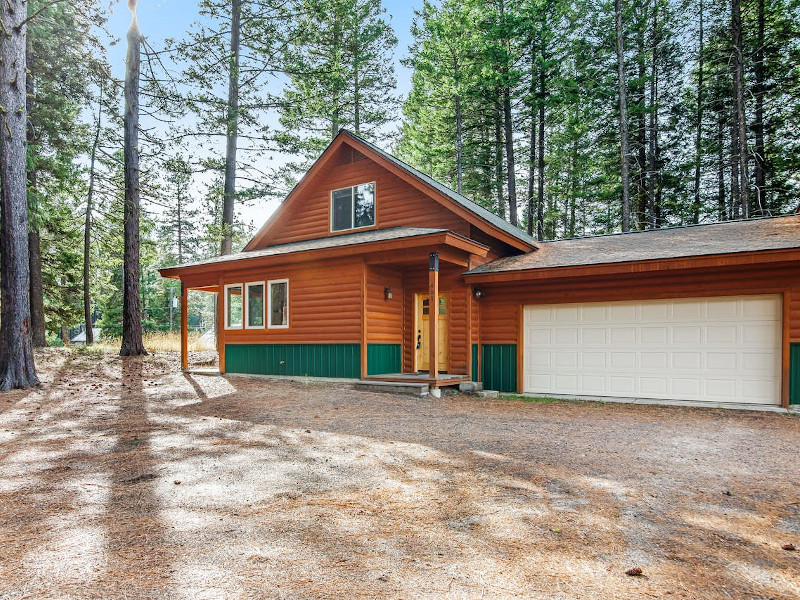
[
  {"left": 345, "top": 131, "right": 537, "bottom": 249},
  {"left": 467, "top": 214, "right": 800, "bottom": 275},
  {"left": 162, "top": 227, "right": 452, "bottom": 271}
]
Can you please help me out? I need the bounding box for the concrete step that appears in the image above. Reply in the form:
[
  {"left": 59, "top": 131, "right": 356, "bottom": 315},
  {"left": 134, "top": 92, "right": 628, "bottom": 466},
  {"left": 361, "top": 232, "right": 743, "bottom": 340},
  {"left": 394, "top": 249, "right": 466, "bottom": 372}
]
[{"left": 354, "top": 380, "right": 429, "bottom": 396}]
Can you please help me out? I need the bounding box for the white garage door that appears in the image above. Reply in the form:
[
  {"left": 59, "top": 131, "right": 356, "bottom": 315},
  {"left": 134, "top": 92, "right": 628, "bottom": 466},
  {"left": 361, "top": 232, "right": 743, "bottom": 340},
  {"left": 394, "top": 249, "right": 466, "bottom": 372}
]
[{"left": 523, "top": 295, "right": 782, "bottom": 405}]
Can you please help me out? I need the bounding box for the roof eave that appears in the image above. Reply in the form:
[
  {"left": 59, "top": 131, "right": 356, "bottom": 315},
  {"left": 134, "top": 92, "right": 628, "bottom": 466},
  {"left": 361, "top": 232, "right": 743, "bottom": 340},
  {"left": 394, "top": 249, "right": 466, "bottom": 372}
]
[
  {"left": 159, "top": 230, "right": 489, "bottom": 280},
  {"left": 464, "top": 247, "right": 800, "bottom": 283}
]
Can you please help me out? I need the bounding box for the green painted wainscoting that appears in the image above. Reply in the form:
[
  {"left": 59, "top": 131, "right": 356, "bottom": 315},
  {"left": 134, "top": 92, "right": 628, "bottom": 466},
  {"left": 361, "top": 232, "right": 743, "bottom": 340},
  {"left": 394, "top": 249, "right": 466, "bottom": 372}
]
[
  {"left": 791, "top": 343, "right": 800, "bottom": 406},
  {"left": 480, "top": 344, "right": 517, "bottom": 393},
  {"left": 225, "top": 344, "right": 360, "bottom": 378},
  {"left": 367, "top": 344, "right": 402, "bottom": 376}
]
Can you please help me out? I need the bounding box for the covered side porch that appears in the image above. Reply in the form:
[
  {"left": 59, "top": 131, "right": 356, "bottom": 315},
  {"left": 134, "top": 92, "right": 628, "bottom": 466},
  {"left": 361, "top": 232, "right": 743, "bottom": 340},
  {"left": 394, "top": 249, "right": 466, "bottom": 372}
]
[{"left": 160, "top": 227, "right": 491, "bottom": 391}]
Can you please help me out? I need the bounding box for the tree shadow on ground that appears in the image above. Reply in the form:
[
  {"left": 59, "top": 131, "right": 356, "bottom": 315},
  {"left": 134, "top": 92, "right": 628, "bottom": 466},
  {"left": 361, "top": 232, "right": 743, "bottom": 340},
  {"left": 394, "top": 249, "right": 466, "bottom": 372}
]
[{"left": 1, "top": 357, "right": 797, "bottom": 599}]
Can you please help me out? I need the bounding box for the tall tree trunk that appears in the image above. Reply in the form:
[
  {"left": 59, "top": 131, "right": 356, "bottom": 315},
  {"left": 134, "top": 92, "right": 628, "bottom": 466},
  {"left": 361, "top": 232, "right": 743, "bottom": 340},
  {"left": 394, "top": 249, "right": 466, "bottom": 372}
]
[
  {"left": 220, "top": 0, "right": 241, "bottom": 256},
  {"left": 753, "top": 0, "right": 765, "bottom": 214},
  {"left": 27, "top": 227, "right": 45, "bottom": 345},
  {"left": 84, "top": 93, "right": 101, "bottom": 346},
  {"left": 454, "top": 56, "right": 463, "bottom": 194},
  {"left": 503, "top": 88, "right": 518, "bottom": 226},
  {"left": 536, "top": 66, "right": 546, "bottom": 242},
  {"left": 526, "top": 103, "right": 536, "bottom": 236},
  {"left": 494, "top": 101, "right": 505, "bottom": 219},
  {"left": 25, "top": 47, "right": 46, "bottom": 347},
  {"left": 730, "top": 102, "right": 740, "bottom": 219},
  {"left": 614, "top": 0, "right": 631, "bottom": 231},
  {"left": 717, "top": 110, "right": 727, "bottom": 220},
  {"left": 647, "top": 0, "right": 659, "bottom": 229},
  {"left": 731, "top": 0, "right": 749, "bottom": 217},
  {"left": 692, "top": 0, "right": 704, "bottom": 224},
  {"left": 526, "top": 50, "right": 536, "bottom": 237},
  {"left": 121, "top": 4, "right": 147, "bottom": 357},
  {"left": 177, "top": 186, "right": 184, "bottom": 265},
  {"left": 331, "top": 9, "right": 342, "bottom": 140},
  {"left": 0, "top": 0, "right": 38, "bottom": 390},
  {"left": 635, "top": 32, "right": 647, "bottom": 230},
  {"left": 353, "top": 63, "right": 360, "bottom": 135}
]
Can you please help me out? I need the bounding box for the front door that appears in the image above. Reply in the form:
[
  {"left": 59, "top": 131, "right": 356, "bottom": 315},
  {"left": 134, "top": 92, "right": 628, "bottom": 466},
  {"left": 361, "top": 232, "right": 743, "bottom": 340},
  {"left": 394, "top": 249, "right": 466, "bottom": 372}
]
[{"left": 416, "top": 293, "right": 449, "bottom": 372}]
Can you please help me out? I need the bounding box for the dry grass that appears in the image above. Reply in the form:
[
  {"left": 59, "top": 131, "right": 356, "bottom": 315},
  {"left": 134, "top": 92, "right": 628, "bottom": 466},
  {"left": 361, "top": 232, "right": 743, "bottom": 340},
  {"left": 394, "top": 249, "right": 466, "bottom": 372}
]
[{"left": 81, "top": 331, "right": 214, "bottom": 354}]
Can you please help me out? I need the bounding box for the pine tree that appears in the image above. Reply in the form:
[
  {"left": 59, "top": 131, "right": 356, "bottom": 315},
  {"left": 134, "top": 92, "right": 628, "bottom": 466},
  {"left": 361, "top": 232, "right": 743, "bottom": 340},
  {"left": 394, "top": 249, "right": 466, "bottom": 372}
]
[
  {"left": 0, "top": 0, "right": 38, "bottom": 389},
  {"left": 278, "top": 0, "right": 398, "bottom": 165}
]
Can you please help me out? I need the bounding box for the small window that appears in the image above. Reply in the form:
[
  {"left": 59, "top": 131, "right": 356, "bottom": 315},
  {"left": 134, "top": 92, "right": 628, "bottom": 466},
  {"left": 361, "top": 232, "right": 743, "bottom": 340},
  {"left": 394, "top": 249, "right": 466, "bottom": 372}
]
[
  {"left": 224, "top": 284, "right": 243, "bottom": 329},
  {"left": 268, "top": 279, "right": 289, "bottom": 329},
  {"left": 331, "top": 182, "right": 375, "bottom": 231},
  {"left": 245, "top": 282, "right": 265, "bottom": 328}
]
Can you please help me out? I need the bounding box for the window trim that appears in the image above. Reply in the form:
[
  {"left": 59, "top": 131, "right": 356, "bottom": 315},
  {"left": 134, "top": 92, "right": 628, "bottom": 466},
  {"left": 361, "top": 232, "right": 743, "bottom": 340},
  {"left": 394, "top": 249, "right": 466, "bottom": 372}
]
[
  {"left": 223, "top": 283, "right": 244, "bottom": 330},
  {"left": 267, "top": 279, "right": 290, "bottom": 329},
  {"left": 244, "top": 281, "right": 266, "bottom": 329},
  {"left": 330, "top": 181, "right": 376, "bottom": 232}
]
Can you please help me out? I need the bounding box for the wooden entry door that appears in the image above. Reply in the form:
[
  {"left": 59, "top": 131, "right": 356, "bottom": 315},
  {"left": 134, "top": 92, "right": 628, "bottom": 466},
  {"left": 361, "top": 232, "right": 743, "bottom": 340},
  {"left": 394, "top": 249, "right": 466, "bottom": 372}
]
[{"left": 416, "top": 293, "right": 449, "bottom": 372}]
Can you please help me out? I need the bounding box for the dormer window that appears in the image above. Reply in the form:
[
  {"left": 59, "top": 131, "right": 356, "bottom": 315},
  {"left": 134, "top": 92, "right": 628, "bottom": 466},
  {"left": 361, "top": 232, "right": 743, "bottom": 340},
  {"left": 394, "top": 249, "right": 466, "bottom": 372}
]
[{"left": 331, "top": 182, "right": 375, "bottom": 232}]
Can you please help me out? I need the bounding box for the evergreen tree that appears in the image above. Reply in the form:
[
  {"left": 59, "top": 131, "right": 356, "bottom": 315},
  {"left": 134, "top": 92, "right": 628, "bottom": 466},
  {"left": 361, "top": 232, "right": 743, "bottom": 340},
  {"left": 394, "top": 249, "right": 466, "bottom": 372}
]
[{"left": 278, "top": 0, "right": 399, "bottom": 166}]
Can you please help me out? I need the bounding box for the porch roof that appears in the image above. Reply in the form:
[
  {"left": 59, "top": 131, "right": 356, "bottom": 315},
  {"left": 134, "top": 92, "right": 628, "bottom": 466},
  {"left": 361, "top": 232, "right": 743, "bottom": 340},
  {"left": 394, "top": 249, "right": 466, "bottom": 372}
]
[{"left": 160, "top": 227, "right": 489, "bottom": 280}]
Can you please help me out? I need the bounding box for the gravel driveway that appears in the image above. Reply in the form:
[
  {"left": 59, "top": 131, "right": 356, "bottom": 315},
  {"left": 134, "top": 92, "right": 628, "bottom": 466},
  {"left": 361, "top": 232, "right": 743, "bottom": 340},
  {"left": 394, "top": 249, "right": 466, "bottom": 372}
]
[{"left": 0, "top": 350, "right": 798, "bottom": 599}]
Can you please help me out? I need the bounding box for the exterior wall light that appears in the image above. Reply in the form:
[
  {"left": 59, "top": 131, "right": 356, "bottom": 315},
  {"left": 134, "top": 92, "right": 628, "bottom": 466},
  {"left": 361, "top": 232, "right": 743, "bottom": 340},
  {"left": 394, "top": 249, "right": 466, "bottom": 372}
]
[
  {"left": 473, "top": 288, "right": 485, "bottom": 299},
  {"left": 384, "top": 286, "right": 393, "bottom": 300}
]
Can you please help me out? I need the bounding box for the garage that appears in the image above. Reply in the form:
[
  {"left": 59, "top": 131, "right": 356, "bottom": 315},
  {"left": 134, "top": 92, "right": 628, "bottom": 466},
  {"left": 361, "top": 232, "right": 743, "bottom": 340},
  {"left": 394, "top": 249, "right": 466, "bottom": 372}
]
[{"left": 523, "top": 294, "right": 783, "bottom": 406}]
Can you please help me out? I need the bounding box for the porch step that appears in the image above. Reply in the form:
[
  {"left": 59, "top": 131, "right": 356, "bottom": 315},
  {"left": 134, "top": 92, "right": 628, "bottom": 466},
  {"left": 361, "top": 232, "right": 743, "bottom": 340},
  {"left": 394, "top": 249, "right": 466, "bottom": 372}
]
[{"left": 354, "top": 380, "right": 430, "bottom": 396}]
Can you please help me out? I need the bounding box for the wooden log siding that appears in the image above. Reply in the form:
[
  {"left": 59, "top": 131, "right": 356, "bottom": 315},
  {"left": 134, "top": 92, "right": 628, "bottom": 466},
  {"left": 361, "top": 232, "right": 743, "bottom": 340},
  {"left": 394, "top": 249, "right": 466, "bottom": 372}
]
[
  {"left": 222, "top": 258, "right": 363, "bottom": 345},
  {"left": 255, "top": 153, "right": 471, "bottom": 248},
  {"left": 366, "top": 265, "right": 403, "bottom": 344},
  {"left": 790, "top": 285, "right": 800, "bottom": 342}
]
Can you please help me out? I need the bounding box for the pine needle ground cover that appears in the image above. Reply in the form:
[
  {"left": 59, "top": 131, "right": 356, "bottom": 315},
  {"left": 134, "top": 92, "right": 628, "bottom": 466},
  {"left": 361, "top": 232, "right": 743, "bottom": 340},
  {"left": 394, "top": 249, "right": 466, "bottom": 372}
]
[{"left": 0, "top": 349, "right": 797, "bottom": 598}]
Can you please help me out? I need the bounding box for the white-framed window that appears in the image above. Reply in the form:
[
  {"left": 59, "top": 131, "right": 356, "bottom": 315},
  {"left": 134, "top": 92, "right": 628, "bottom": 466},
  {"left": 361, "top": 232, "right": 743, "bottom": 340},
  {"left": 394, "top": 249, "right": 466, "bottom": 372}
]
[
  {"left": 268, "top": 279, "right": 289, "bottom": 329},
  {"left": 331, "top": 182, "right": 375, "bottom": 232},
  {"left": 245, "top": 281, "right": 265, "bottom": 329},
  {"left": 224, "top": 283, "right": 243, "bottom": 329}
]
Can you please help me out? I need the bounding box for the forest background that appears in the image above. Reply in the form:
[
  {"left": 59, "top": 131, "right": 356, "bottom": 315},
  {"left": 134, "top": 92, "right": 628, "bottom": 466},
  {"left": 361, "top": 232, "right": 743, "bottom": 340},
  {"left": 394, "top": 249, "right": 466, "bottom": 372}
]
[{"left": 12, "top": 0, "right": 800, "bottom": 345}]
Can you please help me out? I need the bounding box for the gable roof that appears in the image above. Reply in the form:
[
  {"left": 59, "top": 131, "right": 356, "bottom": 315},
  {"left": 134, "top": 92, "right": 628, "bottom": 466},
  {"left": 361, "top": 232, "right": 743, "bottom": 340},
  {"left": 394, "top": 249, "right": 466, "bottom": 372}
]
[
  {"left": 350, "top": 132, "right": 538, "bottom": 249},
  {"left": 466, "top": 214, "right": 800, "bottom": 279},
  {"left": 244, "top": 129, "right": 537, "bottom": 252}
]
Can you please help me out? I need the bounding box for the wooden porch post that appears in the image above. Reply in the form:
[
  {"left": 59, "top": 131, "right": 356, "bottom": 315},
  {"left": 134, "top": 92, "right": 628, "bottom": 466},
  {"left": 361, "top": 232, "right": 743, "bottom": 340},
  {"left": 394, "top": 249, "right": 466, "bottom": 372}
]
[
  {"left": 180, "top": 282, "right": 188, "bottom": 372},
  {"left": 429, "top": 252, "right": 439, "bottom": 384},
  {"left": 217, "top": 280, "right": 226, "bottom": 374}
]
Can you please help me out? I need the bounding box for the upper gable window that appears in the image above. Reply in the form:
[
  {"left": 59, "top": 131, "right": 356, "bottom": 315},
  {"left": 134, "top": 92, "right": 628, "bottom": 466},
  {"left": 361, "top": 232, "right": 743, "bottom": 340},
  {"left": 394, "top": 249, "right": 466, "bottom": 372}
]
[{"left": 331, "top": 182, "right": 375, "bottom": 232}]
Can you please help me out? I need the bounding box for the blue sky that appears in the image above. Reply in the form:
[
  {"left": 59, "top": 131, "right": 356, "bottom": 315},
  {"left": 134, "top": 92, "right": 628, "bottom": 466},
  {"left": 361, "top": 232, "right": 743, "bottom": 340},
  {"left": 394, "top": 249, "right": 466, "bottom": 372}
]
[
  {"left": 107, "top": 0, "right": 420, "bottom": 96},
  {"left": 105, "top": 0, "right": 422, "bottom": 230}
]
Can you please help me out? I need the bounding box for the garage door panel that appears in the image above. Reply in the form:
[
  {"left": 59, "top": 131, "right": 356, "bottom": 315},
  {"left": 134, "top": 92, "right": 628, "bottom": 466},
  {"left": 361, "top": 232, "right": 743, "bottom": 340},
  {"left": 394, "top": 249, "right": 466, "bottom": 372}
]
[
  {"left": 640, "top": 377, "right": 668, "bottom": 395},
  {"left": 673, "top": 301, "right": 704, "bottom": 319},
  {"left": 706, "top": 352, "right": 737, "bottom": 371},
  {"left": 706, "top": 325, "right": 737, "bottom": 344},
  {"left": 582, "top": 328, "right": 607, "bottom": 344},
  {"left": 523, "top": 295, "right": 781, "bottom": 406},
  {"left": 743, "top": 296, "right": 780, "bottom": 317},
  {"left": 641, "top": 326, "right": 668, "bottom": 344},
  {"left": 555, "top": 328, "right": 578, "bottom": 344},
  {"left": 672, "top": 326, "right": 702, "bottom": 344}
]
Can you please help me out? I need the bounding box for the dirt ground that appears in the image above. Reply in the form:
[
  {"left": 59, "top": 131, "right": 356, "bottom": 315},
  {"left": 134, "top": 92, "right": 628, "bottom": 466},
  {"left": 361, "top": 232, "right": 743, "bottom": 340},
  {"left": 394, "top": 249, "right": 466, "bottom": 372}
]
[{"left": 0, "top": 350, "right": 798, "bottom": 599}]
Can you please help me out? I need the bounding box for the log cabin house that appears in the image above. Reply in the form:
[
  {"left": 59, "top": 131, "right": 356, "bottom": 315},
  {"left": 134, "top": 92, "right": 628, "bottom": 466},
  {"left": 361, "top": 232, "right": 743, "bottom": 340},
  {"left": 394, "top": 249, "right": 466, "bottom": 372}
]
[{"left": 160, "top": 130, "right": 800, "bottom": 408}]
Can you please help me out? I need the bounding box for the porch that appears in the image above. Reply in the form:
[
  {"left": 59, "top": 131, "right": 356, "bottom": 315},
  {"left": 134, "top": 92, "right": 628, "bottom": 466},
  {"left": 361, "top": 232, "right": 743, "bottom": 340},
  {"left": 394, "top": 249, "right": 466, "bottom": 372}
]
[{"left": 162, "top": 229, "right": 491, "bottom": 389}]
